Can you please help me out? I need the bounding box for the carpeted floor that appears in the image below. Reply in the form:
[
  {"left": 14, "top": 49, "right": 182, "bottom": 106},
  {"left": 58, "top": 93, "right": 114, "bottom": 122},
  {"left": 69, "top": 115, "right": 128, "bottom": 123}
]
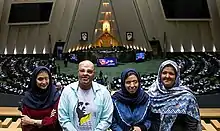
[{"left": 56, "top": 59, "right": 164, "bottom": 80}]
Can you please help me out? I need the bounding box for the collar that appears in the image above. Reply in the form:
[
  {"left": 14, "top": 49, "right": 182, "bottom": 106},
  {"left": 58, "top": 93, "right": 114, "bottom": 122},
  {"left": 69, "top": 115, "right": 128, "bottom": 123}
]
[{"left": 71, "top": 81, "right": 101, "bottom": 93}]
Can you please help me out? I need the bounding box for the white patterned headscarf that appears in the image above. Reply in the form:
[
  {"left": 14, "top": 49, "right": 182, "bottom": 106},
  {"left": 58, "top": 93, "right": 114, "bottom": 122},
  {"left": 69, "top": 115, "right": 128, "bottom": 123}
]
[{"left": 147, "top": 60, "right": 201, "bottom": 131}]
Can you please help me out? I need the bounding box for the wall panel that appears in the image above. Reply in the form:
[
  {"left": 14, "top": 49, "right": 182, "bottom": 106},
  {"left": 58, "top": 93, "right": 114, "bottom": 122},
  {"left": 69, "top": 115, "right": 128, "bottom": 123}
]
[
  {"left": 16, "top": 26, "right": 29, "bottom": 54},
  {"left": 26, "top": 25, "right": 39, "bottom": 54}
]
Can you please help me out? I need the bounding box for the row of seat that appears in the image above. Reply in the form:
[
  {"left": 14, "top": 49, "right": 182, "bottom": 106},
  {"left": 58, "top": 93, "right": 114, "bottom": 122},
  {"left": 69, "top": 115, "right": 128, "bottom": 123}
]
[
  {"left": 202, "top": 120, "right": 220, "bottom": 131},
  {"left": 1, "top": 118, "right": 219, "bottom": 131},
  {"left": 0, "top": 118, "right": 21, "bottom": 131},
  {"left": 1, "top": 117, "right": 219, "bottom": 131},
  {"left": 1, "top": 53, "right": 220, "bottom": 95},
  {"left": 171, "top": 53, "right": 220, "bottom": 95},
  {"left": 0, "top": 107, "right": 220, "bottom": 130},
  {"left": 0, "top": 116, "right": 220, "bottom": 131},
  {"left": 110, "top": 53, "right": 220, "bottom": 95}
]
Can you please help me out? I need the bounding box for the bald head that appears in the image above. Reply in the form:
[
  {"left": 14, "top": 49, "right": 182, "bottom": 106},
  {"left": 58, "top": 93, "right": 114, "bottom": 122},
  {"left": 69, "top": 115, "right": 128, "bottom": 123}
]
[
  {"left": 78, "top": 60, "right": 94, "bottom": 70},
  {"left": 78, "top": 60, "right": 95, "bottom": 90}
]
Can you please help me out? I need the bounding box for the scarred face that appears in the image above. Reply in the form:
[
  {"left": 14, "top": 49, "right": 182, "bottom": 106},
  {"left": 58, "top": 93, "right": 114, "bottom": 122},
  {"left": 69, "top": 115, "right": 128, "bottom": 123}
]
[{"left": 78, "top": 61, "right": 95, "bottom": 90}]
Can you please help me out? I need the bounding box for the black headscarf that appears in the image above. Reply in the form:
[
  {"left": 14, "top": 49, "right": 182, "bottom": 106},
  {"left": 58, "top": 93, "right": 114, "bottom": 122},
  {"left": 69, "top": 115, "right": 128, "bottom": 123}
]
[
  {"left": 112, "top": 68, "right": 149, "bottom": 106},
  {"left": 22, "top": 66, "right": 60, "bottom": 109}
]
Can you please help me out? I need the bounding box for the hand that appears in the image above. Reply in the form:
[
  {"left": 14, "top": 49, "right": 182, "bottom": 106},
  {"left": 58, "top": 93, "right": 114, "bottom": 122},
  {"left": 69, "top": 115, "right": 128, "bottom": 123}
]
[
  {"left": 133, "top": 126, "right": 142, "bottom": 131},
  {"left": 50, "top": 109, "right": 56, "bottom": 117},
  {"left": 21, "top": 115, "right": 34, "bottom": 126}
]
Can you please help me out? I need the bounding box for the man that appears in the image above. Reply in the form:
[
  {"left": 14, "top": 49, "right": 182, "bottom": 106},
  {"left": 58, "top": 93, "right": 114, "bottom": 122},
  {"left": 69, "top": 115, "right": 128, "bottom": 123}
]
[
  {"left": 99, "top": 70, "right": 103, "bottom": 79},
  {"left": 64, "top": 58, "right": 68, "bottom": 67},
  {"left": 56, "top": 82, "right": 63, "bottom": 94},
  {"left": 58, "top": 60, "right": 113, "bottom": 131}
]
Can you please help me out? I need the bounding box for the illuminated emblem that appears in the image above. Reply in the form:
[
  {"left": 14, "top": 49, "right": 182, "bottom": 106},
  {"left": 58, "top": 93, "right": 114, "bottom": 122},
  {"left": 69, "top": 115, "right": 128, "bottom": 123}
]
[
  {"left": 81, "top": 32, "right": 88, "bottom": 41},
  {"left": 126, "top": 32, "right": 133, "bottom": 41}
]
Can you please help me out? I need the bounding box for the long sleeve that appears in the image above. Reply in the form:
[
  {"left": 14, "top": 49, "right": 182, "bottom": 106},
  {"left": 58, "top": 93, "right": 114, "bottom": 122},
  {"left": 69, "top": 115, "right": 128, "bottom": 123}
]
[
  {"left": 95, "top": 89, "right": 114, "bottom": 131},
  {"left": 142, "top": 109, "right": 151, "bottom": 130},
  {"left": 135, "top": 108, "right": 151, "bottom": 131},
  {"left": 136, "top": 120, "right": 151, "bottom": 131},
  {"left": 41, "top": 98, "right": 60, "bottom": 127},
  {"left": 110, "top": 115, "right": 123, "bottom": 131},
  {"left": 21, "top": 107, "right": 35, "bottom": 131},
  {"left": 22, "top": 105, "right": 30, "bottom": 116},
  {"left": 171, "top": 114, "right": 200, "bottom": 131},
  {"left": 58, "top": 88, "right": 77, "bottom": 131},
  {"left": 134, "top": 120, "right": 151, "bottom": 131},
  {"left": 148, "top": 112, "right": 160, "bottom": 131},
  {"left": 184, "top": 115, "right": 200, "bottom": 131},
  {"left": 184, "top": 95, "right": 201, "bottom": 131},
  {"left": 21, "top": 99, "right": 61, "bottom": 131}
]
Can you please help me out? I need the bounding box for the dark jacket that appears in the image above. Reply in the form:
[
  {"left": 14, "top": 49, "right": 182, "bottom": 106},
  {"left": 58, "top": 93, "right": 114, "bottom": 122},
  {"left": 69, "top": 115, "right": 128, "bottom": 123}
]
[{"left": 150, "top": 113, "right": 199, "bottom": 131}]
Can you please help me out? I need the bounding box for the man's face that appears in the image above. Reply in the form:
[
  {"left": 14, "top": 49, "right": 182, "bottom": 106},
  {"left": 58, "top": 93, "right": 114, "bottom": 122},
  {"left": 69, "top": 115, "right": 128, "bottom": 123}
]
[
  {"left": 78, "top": 61, "right": 95, "bottom": 89},
  {"left": 78, "top": 102, "right": 90, "bottom": 114},
  {"left": 56, "top": 85, "right": 62, "bottom": 90}
]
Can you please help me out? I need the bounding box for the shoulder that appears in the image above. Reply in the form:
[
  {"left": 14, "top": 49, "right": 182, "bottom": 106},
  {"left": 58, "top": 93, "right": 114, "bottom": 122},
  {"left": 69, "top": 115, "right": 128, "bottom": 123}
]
[
  {"left": 93, "top": 81, "right": 109, "bottom": 93},
  {"left": 60, "top": 82, "right": 78, "bottom": 101},
  {"left": 180, "top": 90, "right": 199, "bottom": 109},
  {"left": 62, "top": 82, "right": 78, "bottom": 93},
  {"left": 93, "top": 81, "right": 106, "bottom": 88},
  {"left": 111, "top": 98, "right": 123, "bottom": 108},
  {"left": 22, "top": 91, "right": 31, "bottom": 100},
  {"left": 181, "top": 90, "right": 197, "bottom": 102},
  {"left": 22, "top": 104, "right": 28, "bottom": 110},
  {"left": 112, "top": 98, "right": 117, "bottom": 103},
  {"left": 67, "top": 81, "right": 79, "bottom": 88},
  {"left": 93, "top": 82, "right": 112, "bottom": 103},
  {"left": 147, "top": 82, "right": 159, "bottom": 96},
  {"left": 55, "top": 96, "right": 60, "bottom": 103}
]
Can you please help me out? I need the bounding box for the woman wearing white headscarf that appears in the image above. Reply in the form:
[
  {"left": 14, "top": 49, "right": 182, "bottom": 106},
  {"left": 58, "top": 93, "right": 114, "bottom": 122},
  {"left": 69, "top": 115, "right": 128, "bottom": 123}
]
[{"left": 148, "top": 60, "right": 201, "bottom": 131}]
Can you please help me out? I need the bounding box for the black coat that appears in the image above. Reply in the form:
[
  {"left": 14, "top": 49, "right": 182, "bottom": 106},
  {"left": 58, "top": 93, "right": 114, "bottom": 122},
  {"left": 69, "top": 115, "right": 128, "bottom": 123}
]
[{"left": 149, "top": 113, "right": 199, "bottom": 131}]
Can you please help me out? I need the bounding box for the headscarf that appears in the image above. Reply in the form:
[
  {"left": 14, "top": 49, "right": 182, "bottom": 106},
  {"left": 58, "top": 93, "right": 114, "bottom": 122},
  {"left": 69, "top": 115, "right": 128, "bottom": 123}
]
[
  {"left": 147, "top": 60, "right": 201, "bottom": 131},
  {"left": 22, "top": 66, "right": 60, "bottom": 109},
  {"left": 112, "top": 68, "right": 149, "bottom": 106}
]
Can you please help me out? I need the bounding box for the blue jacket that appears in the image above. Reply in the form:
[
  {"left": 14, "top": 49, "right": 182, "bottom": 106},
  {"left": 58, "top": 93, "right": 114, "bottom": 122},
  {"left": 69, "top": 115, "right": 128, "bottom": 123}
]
[
  {"left": 111, "top": 98, "right": 151, "bottom": 131},
  {"left": 58, "top": 81, "right": 113, "bottom": 131}
]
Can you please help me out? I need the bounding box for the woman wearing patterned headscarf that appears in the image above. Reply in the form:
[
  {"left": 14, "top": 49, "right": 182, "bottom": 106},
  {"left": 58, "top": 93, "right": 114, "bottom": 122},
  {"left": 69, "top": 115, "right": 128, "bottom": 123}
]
[
  {"left": 148, "top": 60, "right": 201, "bottom": 131},
  {"left": 111, "top": 69, "right": 151, "bottom": 131},
  {"left": 21, "top": 66, "right": 61, "bottom": 131}
]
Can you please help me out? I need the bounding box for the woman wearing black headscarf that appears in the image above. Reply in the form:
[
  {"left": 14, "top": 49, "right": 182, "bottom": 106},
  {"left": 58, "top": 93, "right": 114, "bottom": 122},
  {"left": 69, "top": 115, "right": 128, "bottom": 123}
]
[
  {"left": 21, "top": 66, "right": 61, "bottom": 131},
  {"left": 110, "top": 69, "right": 151, "bottom": 131}
]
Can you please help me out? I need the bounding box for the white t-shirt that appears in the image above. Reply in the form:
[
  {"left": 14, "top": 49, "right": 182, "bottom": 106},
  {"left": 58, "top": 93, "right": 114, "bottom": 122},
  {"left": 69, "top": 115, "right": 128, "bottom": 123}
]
[{"left": 75, "top": 87, "right": 97, "bottom": 131}]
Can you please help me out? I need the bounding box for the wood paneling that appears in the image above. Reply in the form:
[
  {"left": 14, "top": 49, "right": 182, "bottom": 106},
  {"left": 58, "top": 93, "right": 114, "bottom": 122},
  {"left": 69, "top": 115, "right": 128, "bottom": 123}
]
[
  {"left": 138, "top": 0, "right": 220, "bottom": 52},
  {"left": 16, "top": 26, "right": 29, "bottom": 54},
  {"left": 0, "top": 0, "right": 74, "bottom": 54},
  {"left": 0, "top": 0, "right": 220, "bottom": 54},
  {"left": 66, "top": 0, "right": 101, "bottom": 50}
]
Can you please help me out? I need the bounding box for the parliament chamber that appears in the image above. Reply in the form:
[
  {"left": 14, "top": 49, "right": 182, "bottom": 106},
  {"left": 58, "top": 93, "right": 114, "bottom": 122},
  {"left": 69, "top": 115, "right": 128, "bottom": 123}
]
[{"left": 1, "top": 0, "right": 220, "bottom": 130}]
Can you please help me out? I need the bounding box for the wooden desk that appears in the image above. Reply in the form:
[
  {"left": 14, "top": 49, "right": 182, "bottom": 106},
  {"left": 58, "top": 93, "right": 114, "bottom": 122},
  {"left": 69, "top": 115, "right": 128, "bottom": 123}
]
[
  {"left": 0, "top": 107, "right": 21, "bottom": 116},
  {"left": 200, "top": 108, "right": 220, "bottom": 118},
  {"left": 0, "top": 129, "right": 21, "bottom": 131},
  {"left": 0, "top": 107, "right": 220, "bottom": 118}
]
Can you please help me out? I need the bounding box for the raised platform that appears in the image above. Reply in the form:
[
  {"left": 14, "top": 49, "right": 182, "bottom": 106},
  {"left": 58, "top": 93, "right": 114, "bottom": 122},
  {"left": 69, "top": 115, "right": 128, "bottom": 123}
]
[
  {"left": 0, "top": 107, "right": 21, "bottom": 117},
  {"left": 0, "top": 93, "right": 22, "bottom": 107},
  {"left": 0, "top": 107, "right": 220, "bottom": 131},
  {"left": 196, "top": 93, "right": 220, "bottom": 108},
  {"left": 0, "top": 107, "right": 219, "bottom": 118},
  {"left": 0, "top": 117, "right": 21, "bottom": 131}
]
